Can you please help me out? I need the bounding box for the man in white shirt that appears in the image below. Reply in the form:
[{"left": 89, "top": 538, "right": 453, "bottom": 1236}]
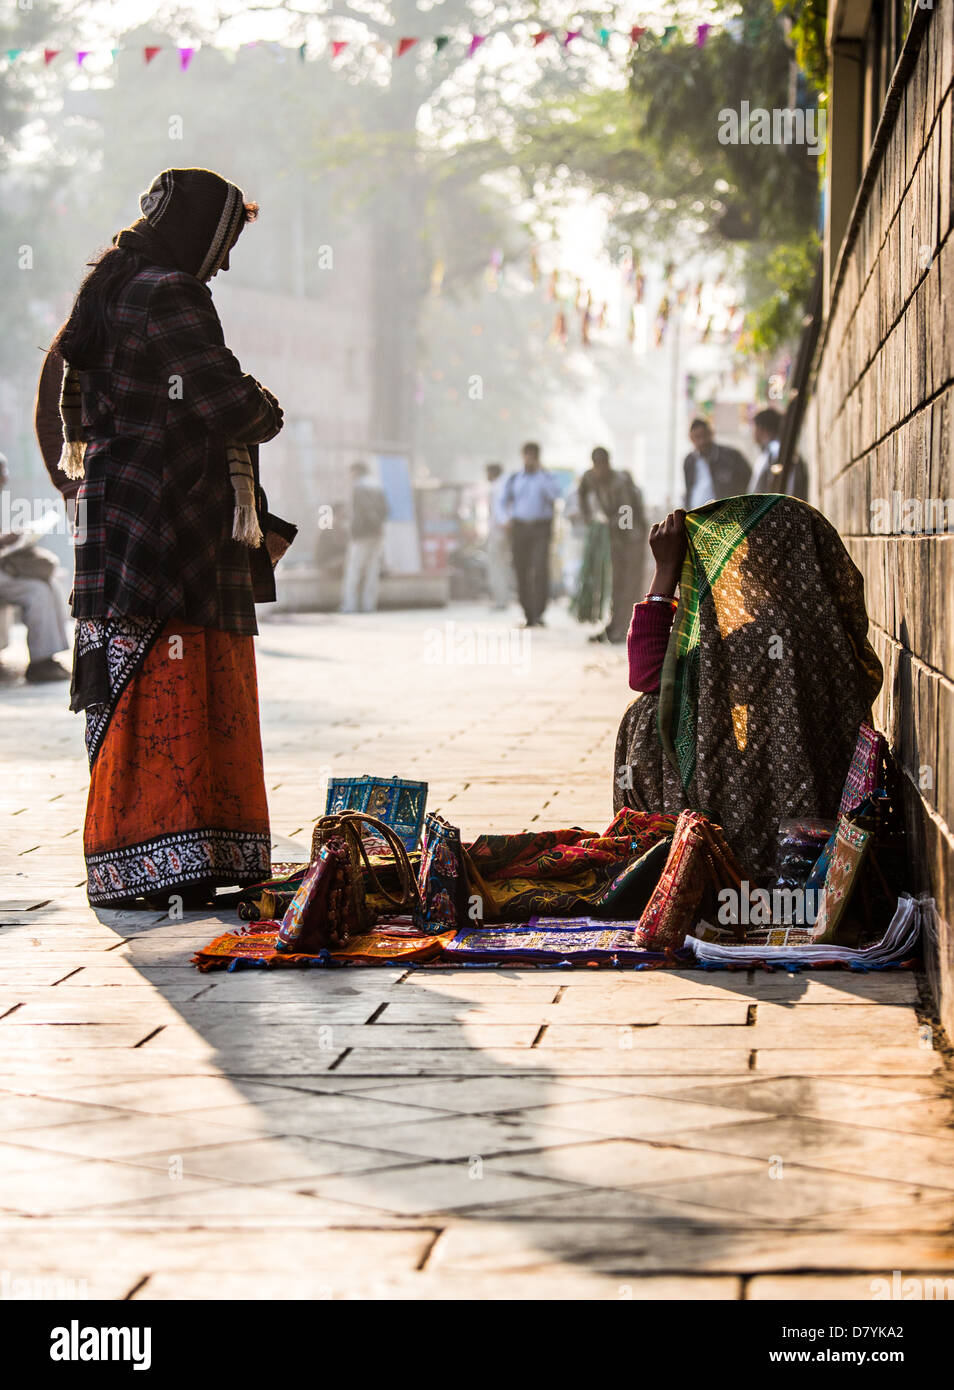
[
  {"left": 682, "top": 418, "right": 751, "bottom": 509},
  {"left": 501, "top": 442, "right": 560, "bottom": 627}
]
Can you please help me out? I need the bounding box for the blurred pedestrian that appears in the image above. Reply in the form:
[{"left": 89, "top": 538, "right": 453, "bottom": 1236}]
[
  {"left": 683, "top": 418, "right": 750, "bottom": 509},
  {"left": 484, "top": 462, "right": 511, "bottom": 610},
  {"left": 341, "top": 461, "right": 389, "bottom": 613},
  {"left": 501, "top": 442, "right": 559, "bottom": 628},
  {"left": 751, "top": 407, "right": 808, "bottom": 498},
  {"left": 577, "top": 446, "right": 647, "bottom": 644}
]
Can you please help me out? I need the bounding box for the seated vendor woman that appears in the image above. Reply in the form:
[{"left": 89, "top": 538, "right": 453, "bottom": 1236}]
[{"left": 614, "top": 495, "right": 884, "bottom": 881}]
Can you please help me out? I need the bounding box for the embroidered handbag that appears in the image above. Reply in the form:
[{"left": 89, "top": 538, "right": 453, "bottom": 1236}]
[
  {"left": 325, "top": 775, "right": 428, "bottom": 850},
  {"left": 837, "top": 721, "right": 887, "bottom": 820},
  {"left": 276, "top": 811, "right": 421, "bottom": 954},
  {"left": 811, "top": 791, "right": 907, "bottom": 947},
  {"left": 639, "top": 809, "right": 748, "bottom": 948},
  {"left": 418, "top": 812, "right": 469, "bottom": 934}
]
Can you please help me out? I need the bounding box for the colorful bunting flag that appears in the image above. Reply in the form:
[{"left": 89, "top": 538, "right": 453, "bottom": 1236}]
[{"left": 14, "top": 21, "right": 730, "bottom": 78}]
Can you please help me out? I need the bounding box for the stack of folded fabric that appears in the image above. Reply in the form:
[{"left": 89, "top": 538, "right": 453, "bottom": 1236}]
[{"left": 685, "top": 893, "right": 928, "bottom": 970}]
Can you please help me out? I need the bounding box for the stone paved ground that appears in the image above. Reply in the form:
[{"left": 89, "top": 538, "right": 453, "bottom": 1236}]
[{"left": 1, "top": 603, "right": 952, "bottom": 1300}]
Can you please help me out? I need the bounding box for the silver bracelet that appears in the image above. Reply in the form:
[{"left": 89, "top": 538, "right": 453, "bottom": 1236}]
[{"left": 644, "top": 593, "right": 676, "bottom": 604}]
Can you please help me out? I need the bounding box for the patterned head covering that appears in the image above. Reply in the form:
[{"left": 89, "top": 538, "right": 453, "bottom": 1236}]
[
  {"left": 114, "top": 167, "right": 247, "bottom": 281},
  {"left": 655, "top": 494, "right": 884, "bottom": 876}
]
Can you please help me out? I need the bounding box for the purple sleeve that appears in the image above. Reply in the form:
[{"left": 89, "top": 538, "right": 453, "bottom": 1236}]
[{"left": 627, "top": 600, "right": 676, "bottom": 693}]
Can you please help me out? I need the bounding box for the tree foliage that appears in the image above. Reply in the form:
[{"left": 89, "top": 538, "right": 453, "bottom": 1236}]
[
  {"left": 774, "top": 0, "right": 829, "bottom": 88},
  {"left": 511, "top": 0, "right": 823, "bottom": 358}
]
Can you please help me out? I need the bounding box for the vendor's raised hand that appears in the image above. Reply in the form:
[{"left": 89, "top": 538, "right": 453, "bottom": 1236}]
[{"left": 648, "top": 509, "right": 687, "bottom": 596}]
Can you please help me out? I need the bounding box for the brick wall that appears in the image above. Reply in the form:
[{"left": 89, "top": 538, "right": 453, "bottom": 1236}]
[{"left": 811, "top": 4, "right": 954, "bottom": 1034}]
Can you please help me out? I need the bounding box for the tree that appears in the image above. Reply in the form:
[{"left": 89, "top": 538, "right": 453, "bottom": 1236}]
[{"left": 195, "top": 0, "right": 630, "bottom": 451}]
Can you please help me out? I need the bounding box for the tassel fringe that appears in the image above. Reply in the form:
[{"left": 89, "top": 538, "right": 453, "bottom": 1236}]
[
  {"left": 227, "top": 441, "right": 263, "bottom": 548},
  {"left": 233, "top": 502, "right": 264, "bottom": 547},
  {"left": 59, "top": 439, "right": 87, "bottom": 480}
]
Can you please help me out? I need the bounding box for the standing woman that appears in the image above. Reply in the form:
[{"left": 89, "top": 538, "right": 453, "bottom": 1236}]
[{"left": 49, "top": 168, "right": 285, "bottom": 908}]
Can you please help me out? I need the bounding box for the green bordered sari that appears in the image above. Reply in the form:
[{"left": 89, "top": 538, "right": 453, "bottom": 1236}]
[
  {"left": 644, "top": 494, "right": 884, "bottom": 877},
  {"left": 658, "top": 494, "right": 784, "bottom": 788}
]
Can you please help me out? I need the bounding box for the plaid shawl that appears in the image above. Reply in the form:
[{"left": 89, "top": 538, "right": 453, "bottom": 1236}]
[
  {"left": 621, "top": 495, "right": 883, "bottom": 879},
  {"left": 67, "top": 267, "right": 281, "bottom": 633}
]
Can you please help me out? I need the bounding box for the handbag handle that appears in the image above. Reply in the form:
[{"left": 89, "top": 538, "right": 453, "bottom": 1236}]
[{"left": 312, "top": 811, "right": 421, "bottom": 912}]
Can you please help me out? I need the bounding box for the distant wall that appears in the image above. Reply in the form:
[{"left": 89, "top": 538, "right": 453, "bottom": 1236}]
[
  {"left": 216, "top": 266, "right": 377, "bottom": 567},
  {"left": 811, "top": 5, "right": 954, "bottom": 1033}
]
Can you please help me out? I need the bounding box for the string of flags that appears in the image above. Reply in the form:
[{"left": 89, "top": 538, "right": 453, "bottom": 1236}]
[
  {"left": 439, "top": 244, "right": 744, "bottom": 357},
  {"left": 4, "top": 22, "right": 727, "bottom": 71}
]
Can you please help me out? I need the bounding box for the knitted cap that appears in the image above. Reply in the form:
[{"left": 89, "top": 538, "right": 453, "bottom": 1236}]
[{"left": 138, "top": 168, "right": 246, "bottom": 280}]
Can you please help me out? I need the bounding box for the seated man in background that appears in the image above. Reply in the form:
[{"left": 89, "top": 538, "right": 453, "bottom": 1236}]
[{"left": 0, "top": 452, "right": 70, "bottom": 683}]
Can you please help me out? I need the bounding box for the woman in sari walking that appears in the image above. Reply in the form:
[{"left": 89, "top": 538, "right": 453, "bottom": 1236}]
[
  {"left": 50, "top": 167, "right": 285, "bottom": 908},
  {"left": 616, "top": 495, "right": 884, "bottom": 880}
]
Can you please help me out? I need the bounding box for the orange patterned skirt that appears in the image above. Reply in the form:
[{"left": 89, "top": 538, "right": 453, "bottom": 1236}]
[{"left": 73, "top": 618, "right": 271, "bottom": 906}]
